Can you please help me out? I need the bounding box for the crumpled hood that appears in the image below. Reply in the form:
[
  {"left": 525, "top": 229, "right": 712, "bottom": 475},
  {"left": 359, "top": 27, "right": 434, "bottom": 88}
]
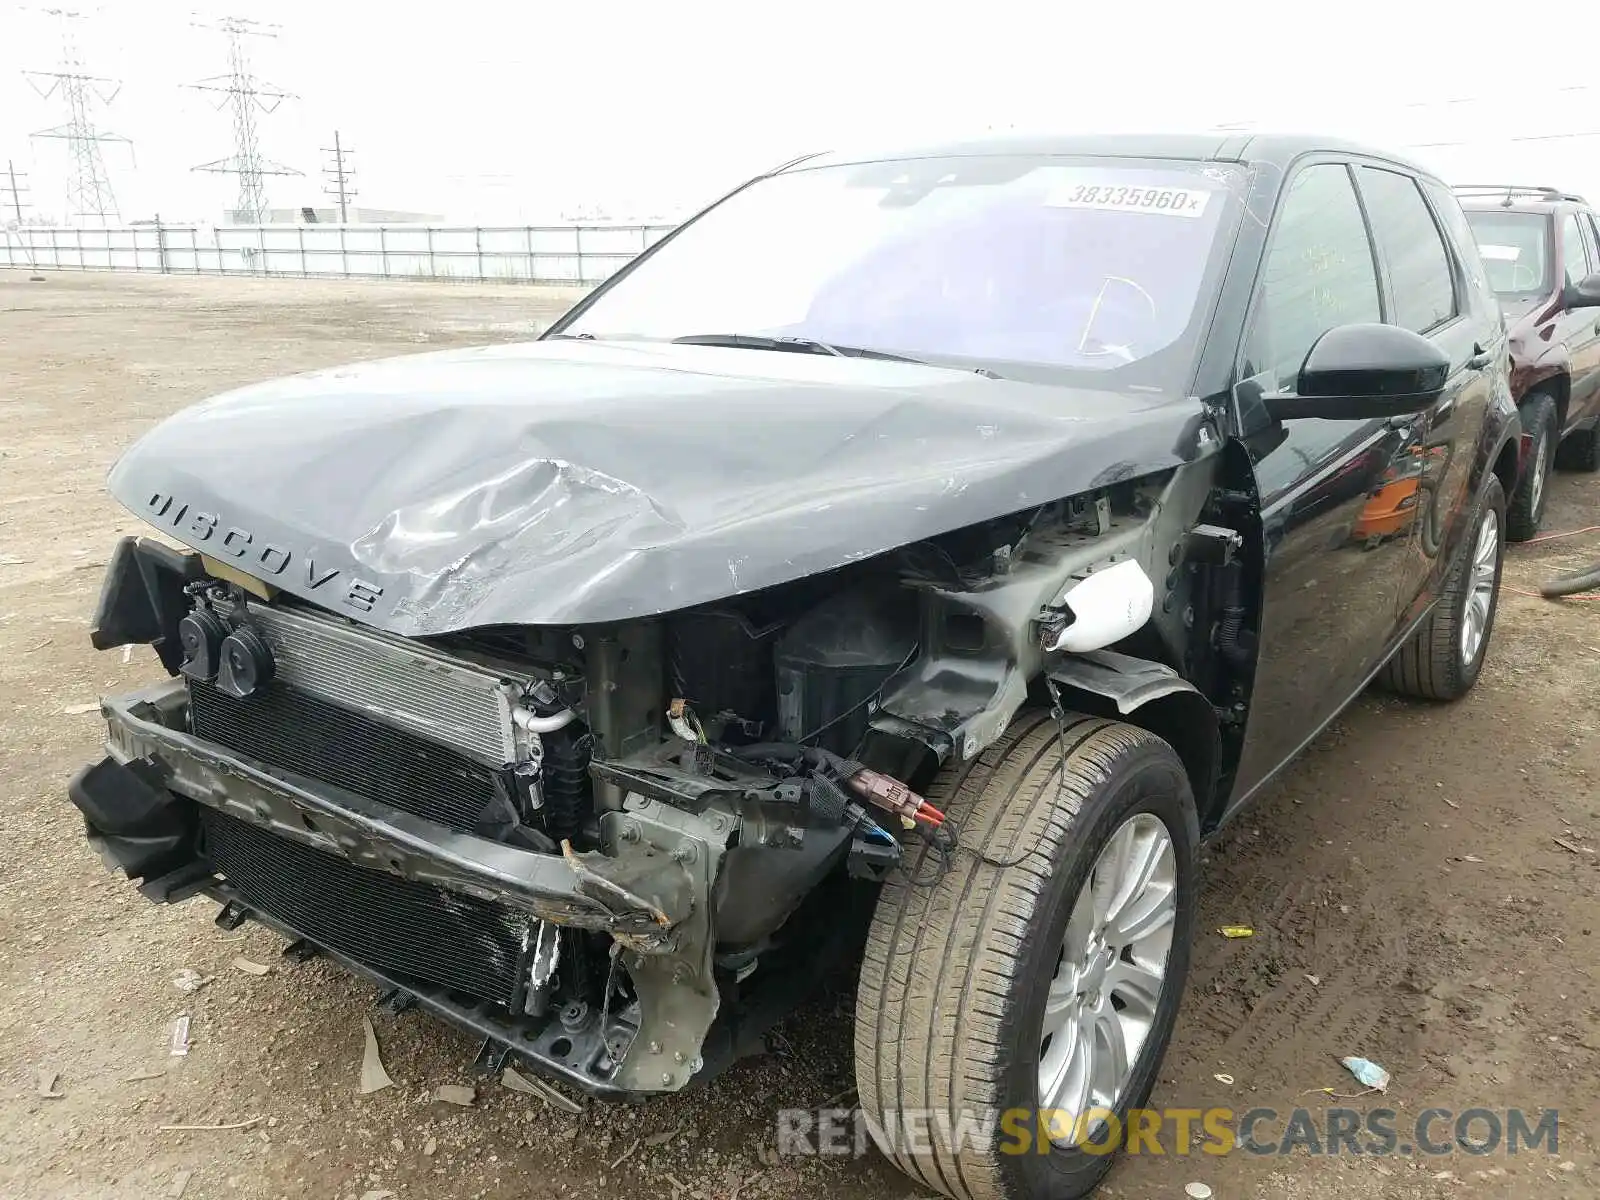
[{"left": 107, "top": 339, "right": 1207, "bottom": 635}]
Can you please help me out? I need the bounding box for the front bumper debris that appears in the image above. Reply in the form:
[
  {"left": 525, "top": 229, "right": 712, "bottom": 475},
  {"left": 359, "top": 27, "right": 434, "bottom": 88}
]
[{"left": 68, "top": 679, "right": 731, "bottom": 1096}]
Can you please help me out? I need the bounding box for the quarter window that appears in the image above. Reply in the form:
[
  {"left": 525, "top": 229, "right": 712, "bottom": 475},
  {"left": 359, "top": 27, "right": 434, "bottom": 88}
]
[
  {"left": 1247, "top": 163, "right": 1382, "bottom": 391},
  {"left": 1358, "top": 167, "right": 1458, "bottom": 334}
]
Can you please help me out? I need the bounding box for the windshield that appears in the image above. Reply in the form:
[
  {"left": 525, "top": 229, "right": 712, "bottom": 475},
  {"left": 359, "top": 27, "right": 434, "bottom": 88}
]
[
  {"left": 555, "top": 154, "right": 1244, "bottom": 386},
  {"left": 1462, "top": 210, "right": 1552, "bottom": 297}
]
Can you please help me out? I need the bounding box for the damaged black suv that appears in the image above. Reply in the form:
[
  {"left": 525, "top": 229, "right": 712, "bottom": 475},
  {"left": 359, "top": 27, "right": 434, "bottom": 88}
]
[{"left": 71, "top": 133, "right": 1519, "bottom": 1200}]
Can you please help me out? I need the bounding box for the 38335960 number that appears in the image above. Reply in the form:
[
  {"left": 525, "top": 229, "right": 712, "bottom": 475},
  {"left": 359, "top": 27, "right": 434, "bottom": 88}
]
[{"left": 1046, "top": 184, "right": 1212, "bottom": 217}]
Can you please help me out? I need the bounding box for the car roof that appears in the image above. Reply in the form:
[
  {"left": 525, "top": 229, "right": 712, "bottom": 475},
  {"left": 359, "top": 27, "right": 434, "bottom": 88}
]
[
  {"left": 1453, "top": 185, "right": 1591, "bottom": 216},
  {"left": 1458, "top": 200, "right": 1560, "bottom": 217},
  {"left": 781, "top": 130, "right": 1441, "bottom": 179}
]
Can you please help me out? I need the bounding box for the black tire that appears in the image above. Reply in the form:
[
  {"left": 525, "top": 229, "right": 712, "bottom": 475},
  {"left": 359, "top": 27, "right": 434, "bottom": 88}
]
[
  {"left": 854, "top": 709, "right": 1199, "bottom": 1200},
  {"left": 1379, "top": 475, "right": 1505, "bottom": 701},
  {"left": 1506, "top": 393, "right": 1557, "bottom": 542},
  {"left": 1554, "top": 425, "right": 1600, "bottom": 472}
]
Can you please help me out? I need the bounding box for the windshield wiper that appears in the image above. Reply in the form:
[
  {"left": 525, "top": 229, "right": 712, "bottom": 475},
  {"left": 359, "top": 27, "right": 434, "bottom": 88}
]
[
  {"left": 669, "top": 332, "right": 924, "bottom": 363},
  {"left": 576, "top": 330, "right": 1002, "bottom": 377}
]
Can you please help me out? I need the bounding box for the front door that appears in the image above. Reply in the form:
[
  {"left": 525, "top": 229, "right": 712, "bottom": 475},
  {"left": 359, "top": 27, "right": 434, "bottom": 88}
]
[
  {"left": 1356, "top": 169, "right": 1499, "bottom": 614},
  {"left": 1227, "top": 159, "right": 1416, "bottom": 806},
  {"left": 1560, "top": 212, "right": 1600, "bottom": 428}
]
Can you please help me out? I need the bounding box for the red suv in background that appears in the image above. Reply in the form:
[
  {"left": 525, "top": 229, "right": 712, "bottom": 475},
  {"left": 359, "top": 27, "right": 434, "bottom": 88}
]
[{"left": 1455, "top": 184, "right": 1600, "bottom": 539}]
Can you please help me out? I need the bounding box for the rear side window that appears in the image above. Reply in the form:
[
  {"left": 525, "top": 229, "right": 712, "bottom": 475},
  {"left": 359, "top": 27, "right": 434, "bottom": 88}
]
[
  {"left": 1421, "top": 177, "right": 1494, "bottom": 305},
  {"left": 1560, "top": 215, "right": 1590, "bottom": 283},
  {"left": 1248, "top": 163, "right": 1382, "bottom": 391},
  {"left": 1357, "top": 167, "right": 1458, "bottom": 334}
]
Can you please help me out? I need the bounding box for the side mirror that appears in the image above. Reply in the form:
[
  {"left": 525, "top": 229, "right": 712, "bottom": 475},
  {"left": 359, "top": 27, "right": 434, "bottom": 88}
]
[
  {"left": 1565, "top": 271, "right": 1600, "bottom": 309},
  {"left": 1264, "top": 323, "right": 1450, "bottom": 422}
]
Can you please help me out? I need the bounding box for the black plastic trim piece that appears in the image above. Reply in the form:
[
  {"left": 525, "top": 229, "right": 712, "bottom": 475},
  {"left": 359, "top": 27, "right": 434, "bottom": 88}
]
[{"left": 89, "top": 537, "right": 205, "bottom": 674}]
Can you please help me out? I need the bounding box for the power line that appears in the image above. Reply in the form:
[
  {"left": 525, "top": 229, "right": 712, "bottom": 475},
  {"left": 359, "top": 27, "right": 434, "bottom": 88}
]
[
  {"left": 320, "top": 130, "right": 356, "bottom": 223},
  {"left": 1406, "top": 130, "right": 1600, "bottom": 150},
  {"left": 1405, "top": 84, "right": 1595, "bottom": 111},
  {"left": 188, "top": 15, "right": 301, "bottom": 224},
  {"left": 24, "top": 7, "right": 132, "bottom": 224}
]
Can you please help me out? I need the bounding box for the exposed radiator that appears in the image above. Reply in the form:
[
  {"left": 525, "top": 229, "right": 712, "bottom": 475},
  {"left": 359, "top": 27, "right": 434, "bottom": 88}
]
[
  {"left": 199, "top": 807, "right": 528, "bottom": 1006},
  {"left": 243, "top": 601, "right": 522, "bottom": 768},
  {"left": 189, "top": 678, "right": 504, "bottom": 834}
]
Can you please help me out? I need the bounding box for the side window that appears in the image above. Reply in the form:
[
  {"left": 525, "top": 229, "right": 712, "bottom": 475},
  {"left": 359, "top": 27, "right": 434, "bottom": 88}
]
[
  {"left": 1246, "top": 163, "right": 1382, "bottom": 392},
  {"left": 1421, "top": 177, "right": 1494, "bottom": 305},
  {"left": 1578, "top": 214, "right": 1600, "bottom": 279},
  {"left": 1560, "top": 215, "right": 1589, "bottom": 283},
  {"left": 1358, "top": 167, "right": 1458, "bottom": 334},
  {"left": 1245, "top": 164, "right": 1385, "bottom": 505}
]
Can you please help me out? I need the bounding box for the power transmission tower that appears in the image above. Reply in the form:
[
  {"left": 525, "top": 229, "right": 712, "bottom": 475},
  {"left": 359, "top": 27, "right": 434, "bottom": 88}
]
[
  {"left": 320, "top": 131, "right": 356, "bottom": 222},
  {"left": 188, "top": 16, "right": 301, "bottom": 224},
  {"left": 3, "top": 161, "right": 31, "bottom": 225},
  {"left": 2, "top": 160, "right": 47, "bottom": 278},
  {"left": 24, "top": 8, "right": 132, "bottom": 224}
]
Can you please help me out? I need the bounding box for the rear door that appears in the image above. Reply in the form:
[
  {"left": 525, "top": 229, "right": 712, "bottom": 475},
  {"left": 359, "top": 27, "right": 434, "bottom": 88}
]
[
  {"left": 1355, "top": 166, "right": 1497, "bottom": 614},
  {"left": 1229, "top": 159, "right": 1417, "bottom": 802}
]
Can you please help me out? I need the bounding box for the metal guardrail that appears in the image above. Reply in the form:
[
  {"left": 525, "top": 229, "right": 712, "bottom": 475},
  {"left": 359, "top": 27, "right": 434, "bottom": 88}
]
[{"left": 0, "top": 221, "right": 678, "bottom": 285}]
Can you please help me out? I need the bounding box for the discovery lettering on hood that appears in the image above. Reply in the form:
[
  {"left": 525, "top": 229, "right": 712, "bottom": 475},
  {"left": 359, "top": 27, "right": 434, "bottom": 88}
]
[{"left": 107, "top": 337, "right": 1206, "bottom": 636}]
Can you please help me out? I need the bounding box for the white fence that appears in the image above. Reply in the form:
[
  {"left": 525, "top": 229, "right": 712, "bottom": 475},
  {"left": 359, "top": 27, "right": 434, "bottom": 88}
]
[{"left": 1, "top": 222, "right": 679, "bottom": 285}]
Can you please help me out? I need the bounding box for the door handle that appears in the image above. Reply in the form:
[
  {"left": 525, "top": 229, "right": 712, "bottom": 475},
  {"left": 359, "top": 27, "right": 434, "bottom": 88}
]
[
  {"left": 1394, "top": 397, "right": 1456, "bottom": 427},
  {"left": 1466, "top": 347, "right": 1494, "bottom": 370}
]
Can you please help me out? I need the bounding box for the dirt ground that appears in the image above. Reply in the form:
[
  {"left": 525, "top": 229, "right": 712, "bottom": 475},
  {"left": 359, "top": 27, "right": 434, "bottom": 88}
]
[{"left": 2, "top": 269, "right": 1597, "bottom": 1200}]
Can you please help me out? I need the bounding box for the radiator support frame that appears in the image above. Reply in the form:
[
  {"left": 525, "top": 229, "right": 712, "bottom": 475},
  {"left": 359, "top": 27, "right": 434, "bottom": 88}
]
[
  {"left": 72, "top": 679, "right": 732, "bottom": 1096},
  {"left": 139, "top": 856, "right": 644, "bottom": 1097}
]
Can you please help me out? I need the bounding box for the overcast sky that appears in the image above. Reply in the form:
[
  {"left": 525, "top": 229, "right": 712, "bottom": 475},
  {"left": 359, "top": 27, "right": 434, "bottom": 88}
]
[{"left": 2, "top": 0, "right": 1597, "bottom": 225}]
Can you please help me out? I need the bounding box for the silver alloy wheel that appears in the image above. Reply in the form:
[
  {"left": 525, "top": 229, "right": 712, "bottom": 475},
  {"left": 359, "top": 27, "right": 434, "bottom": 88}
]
[
  {"left": 1531, "top": 435, "right": 1549, "bottom": 515},
  {"left": 1459, "top": 505, "right": 1500, "bottom": 668},
  {"left": 1038, "top": 812, "right": 1177, "bottom": 1140}
]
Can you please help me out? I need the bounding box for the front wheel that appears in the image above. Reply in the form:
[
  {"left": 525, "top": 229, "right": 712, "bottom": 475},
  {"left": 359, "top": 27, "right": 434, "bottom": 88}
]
[
  {"left": 1379, "top": 474, "right": 1505, "bottom": 701},
  {"left": 854, "top": 709, "right": 1199, "bottom": 1200}
]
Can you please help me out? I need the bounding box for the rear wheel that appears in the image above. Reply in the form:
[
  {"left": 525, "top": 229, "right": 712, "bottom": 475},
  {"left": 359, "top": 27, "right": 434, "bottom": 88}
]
[
  {"left": 1555, "top": 425, "right": 1600, "bottom": 473},
  {"left": 854, "top": 709, "right": 1199, "bottom": 1200},
  {"left": 1506, "top": 393, "right": 1557, "bottom": 541},
  {"left": 1379, "top": 475, "right": 1505, "bottom": 701}
]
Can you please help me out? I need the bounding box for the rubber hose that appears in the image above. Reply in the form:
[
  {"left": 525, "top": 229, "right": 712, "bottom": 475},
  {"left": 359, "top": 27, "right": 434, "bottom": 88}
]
[
  {"left": 539, "top": 726, "right": 593, "bottom": 842},
  {"left": 1539, "top": 559, "right": 1600, "bottom": 599},
  {"left": 1216, "top": 561, "right": 1252, "bottom": 668}
]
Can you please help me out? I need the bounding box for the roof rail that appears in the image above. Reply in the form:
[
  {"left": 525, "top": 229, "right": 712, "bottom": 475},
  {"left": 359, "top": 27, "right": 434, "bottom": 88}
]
[{"left": 1450, "top": 183, "right": 1590, "bottom": 206}]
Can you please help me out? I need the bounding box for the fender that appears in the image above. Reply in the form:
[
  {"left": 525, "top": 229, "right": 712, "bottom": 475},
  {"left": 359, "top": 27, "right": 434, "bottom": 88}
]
[
  {"left": 1476, "top": 400, "right": 1524, "bottom": 508},
  {"left": 1414, "top": 388, "right": 1523, "bottom": 609},
  {"left": 1047, "top": 650, "right": 1222, "bottom": 826},
  {"left": 1516, "top": 361, "right": 1570, "bottom": 402}
]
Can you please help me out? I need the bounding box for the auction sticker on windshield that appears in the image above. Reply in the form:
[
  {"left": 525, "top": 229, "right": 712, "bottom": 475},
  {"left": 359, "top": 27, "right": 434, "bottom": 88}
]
[{"left": 1045, "top": 178, "right": 1214, "bottom": 218}]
